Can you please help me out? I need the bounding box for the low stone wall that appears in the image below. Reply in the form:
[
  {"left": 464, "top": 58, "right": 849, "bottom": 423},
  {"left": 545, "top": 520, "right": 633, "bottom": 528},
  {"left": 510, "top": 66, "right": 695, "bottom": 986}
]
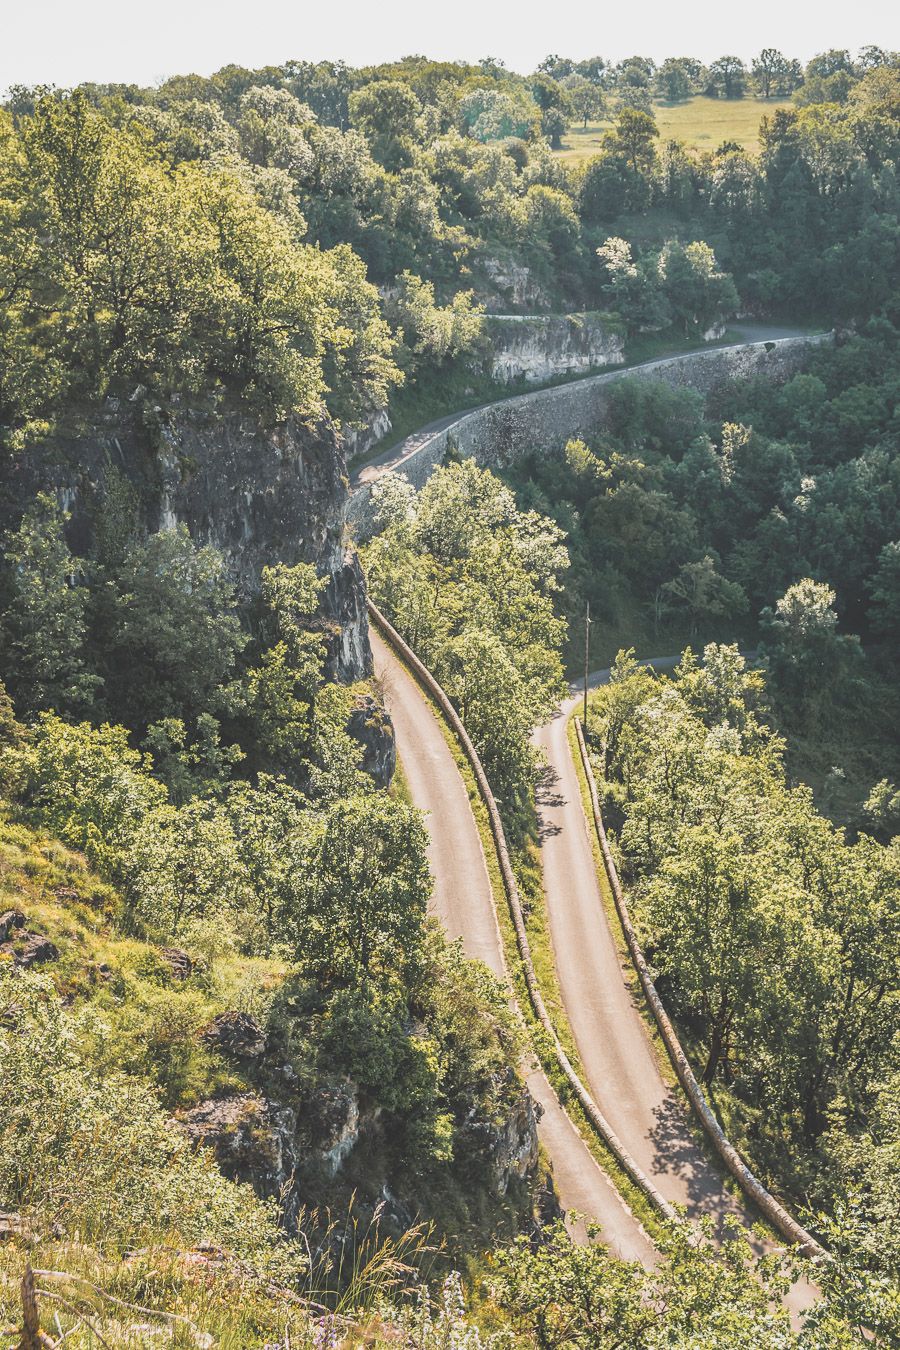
[
  {"left": 485, "top": 312, "right": 624, "bottom": 383},
  {"left": 348, "top": 334, "right": 831, "bottom": 537}
]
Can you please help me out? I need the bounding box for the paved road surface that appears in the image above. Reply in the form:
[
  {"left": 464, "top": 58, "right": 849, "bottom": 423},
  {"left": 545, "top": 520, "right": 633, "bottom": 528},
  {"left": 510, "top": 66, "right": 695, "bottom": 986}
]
[
  {"left": 536, "top": 669, "right": 756, "bottom": 1227},
  {"left": 371, "top": 628, "right": 656, "bottom": 1264},
  {"left": 361, "top": 325, "right": 822, "bottom": 1312}
]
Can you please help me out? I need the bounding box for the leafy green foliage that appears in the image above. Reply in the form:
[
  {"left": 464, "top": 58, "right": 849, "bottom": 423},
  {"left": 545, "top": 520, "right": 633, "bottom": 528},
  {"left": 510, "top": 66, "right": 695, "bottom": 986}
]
[
  {"left": 760, "top": 578, "right": 863, "bottom": 723},
  {"left": 0, "top": 493, "right": 98, "bottom": 714},
  {"left": 597, "top": 235, "right": 738, "bottom": 336},
  {"left": 0, "top": 489, "right": 380, "bottom": 803},
  {"left": 298, "top": 793, "right": 431, "bottom": 980},
  {"left": 591, "top": 645, "right": 900, "bottom": 1195},
  {"left": 387, "top": 271, "right": 485, "bottom": 373},
  {"left": 491, "top": 1217, "right": 803, "bottom": 1348},
  {"left": 0, "top": 91, "right": 399, "bottom": 444},
  {"left": 0, "top": 967, "right": 301, "bottom": 1276},
  {"left": 101, "top": 524, "right": 246, "bottom": 727},
  {"left": 363, "top": 461, "right": 567, "bottom": 822}
]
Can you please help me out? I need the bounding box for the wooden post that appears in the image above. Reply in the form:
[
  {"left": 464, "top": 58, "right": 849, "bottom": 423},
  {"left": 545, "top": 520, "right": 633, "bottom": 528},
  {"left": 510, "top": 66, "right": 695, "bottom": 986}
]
[
  {"left": 583, "top": 601, "right": 591, "bottom": 727},
  {"left": 20, "top": 1262, "right": 41, "bottom": 1350}
]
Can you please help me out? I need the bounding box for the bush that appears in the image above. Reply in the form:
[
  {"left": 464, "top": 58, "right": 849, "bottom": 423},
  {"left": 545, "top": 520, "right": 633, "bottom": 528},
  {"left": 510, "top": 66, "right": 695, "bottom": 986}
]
[{"left": 0, "top": 969, "right": 302, "bottom": 1279}]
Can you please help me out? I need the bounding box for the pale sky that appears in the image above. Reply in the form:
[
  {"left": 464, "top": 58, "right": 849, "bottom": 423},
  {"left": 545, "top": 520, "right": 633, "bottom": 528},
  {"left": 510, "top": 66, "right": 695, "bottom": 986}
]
[{"left": 3, "top": 0, "right": 897, "bottom": 93}]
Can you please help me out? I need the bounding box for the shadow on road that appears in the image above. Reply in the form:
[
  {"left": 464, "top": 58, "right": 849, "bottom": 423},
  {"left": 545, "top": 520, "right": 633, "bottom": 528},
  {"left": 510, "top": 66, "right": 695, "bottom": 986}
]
[
  {"left": 648, "top": 1096, "right": 765, "bottom": 1245},
  {"left": 535, "top": 764, "right": 564, "bottom": 841}
]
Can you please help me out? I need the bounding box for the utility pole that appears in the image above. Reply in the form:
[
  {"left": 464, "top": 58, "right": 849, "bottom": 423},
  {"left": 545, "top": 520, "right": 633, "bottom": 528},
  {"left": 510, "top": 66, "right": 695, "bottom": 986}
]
[{"left": 583, "top": 600, "right": 591, "bottom": 727}]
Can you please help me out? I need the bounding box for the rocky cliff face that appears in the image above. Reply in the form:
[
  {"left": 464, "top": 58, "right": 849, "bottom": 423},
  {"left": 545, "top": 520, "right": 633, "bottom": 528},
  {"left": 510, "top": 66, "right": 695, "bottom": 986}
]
[
  {"left": 179, "top": 1094, "right": 299, "bottom": 1208},
  {"left": 346, "top": 692, "right": 397, "bottom": 788},
  {"left": 175, "top": 1005, "right": 540, "bottom": 1231},
  {"left": 460, "top": 1087, "right": 540, "bottom": 1196},
  {"left": 475, "top": 255, "right": 556, "bottom": 312},
  {"left": 2, "top": 403, "right": 370, "bottom": 681},
  {"left": 178, "top": 1073, "right": 540, "bottom": 1232},
  {"left": 485, "top": 314, "right": 625, "bottom": 384},
  {"left": 342, "top": 407, "right": 393, "bottom": 464}
]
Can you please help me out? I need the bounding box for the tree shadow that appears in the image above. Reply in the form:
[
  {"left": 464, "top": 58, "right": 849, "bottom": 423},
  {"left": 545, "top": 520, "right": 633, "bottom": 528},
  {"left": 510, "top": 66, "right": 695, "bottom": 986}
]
[
  {"left": 648, "top": 1094, "right": 767, "bottom": 1247},
  {"left": 535, "top": 763, "right": 564, "bottom": 841},
  {"left": 649, "top": 1093, "right": 737, "bottom": 1217}
]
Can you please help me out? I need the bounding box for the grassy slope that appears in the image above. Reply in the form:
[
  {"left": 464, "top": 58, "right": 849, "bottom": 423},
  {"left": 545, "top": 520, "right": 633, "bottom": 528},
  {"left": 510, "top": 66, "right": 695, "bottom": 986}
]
[
  {"left": 557, "top": 96, "right": 793, "bottom": 163},
  {"left": 0, "top": 815, "right": 310, "bottom": 1347},
  {"left": 0, "top": 807, "right": 532, "bottom": 1262},
  {"left": 0, "top": 812, "right": 282, "bottom": 1108}
]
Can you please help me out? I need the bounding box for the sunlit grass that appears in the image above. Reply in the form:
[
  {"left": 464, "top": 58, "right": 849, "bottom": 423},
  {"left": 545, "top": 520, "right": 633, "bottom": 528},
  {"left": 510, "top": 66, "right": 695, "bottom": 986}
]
[{"left": 556, "top": 96, "right": 794, "bottom": 164}]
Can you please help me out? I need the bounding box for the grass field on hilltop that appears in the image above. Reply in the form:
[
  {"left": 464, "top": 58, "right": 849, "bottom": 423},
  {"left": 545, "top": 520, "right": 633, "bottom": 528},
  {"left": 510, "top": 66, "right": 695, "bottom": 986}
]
[{"left": 556, "top": 95, "right": 794, "bottom": 163}]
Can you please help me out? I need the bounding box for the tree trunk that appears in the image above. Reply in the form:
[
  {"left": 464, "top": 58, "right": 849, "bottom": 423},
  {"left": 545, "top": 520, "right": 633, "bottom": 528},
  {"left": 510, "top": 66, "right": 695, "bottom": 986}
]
[
  {"left": 19, "top": 1263, "right": 46, "bottom": 1350},
  {"left": 702, "top": 1025, "right": 724, "bottom": 1084}
]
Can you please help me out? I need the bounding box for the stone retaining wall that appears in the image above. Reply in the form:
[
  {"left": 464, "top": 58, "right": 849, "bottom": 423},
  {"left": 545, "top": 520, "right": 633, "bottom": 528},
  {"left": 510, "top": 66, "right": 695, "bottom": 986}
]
[{"left": 348, "top": 334, "right": 831, "bottom": 537}]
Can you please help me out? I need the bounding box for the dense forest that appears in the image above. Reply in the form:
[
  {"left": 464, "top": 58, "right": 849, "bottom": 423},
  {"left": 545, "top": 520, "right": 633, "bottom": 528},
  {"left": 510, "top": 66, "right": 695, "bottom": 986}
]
[
  {"left": 506, "top": 326, "right": 900, "bottom": 822},
  {"left": 0, "top": 35, "right": 898, "bottom": 1350},
  {"left": 1, "top": 44, "right": 898, "bottom": 451}
]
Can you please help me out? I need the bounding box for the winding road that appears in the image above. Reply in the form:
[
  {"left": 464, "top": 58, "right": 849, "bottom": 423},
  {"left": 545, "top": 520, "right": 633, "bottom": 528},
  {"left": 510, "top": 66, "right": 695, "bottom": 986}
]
[
  {"left": 358, "top": 325, "right": 824, "bottom": 1305},
  {"left": 536, "top": 672, "right": 757, "bottom": 1227},
  {"left": 376, "top": 631, "right": 815, "bottom": 1312},
  {"left": 372, "top": 629, "right": 656, "bottom": 1264},
  {"left": 351, "top": 323, "right": 813, "bottom": 492}
]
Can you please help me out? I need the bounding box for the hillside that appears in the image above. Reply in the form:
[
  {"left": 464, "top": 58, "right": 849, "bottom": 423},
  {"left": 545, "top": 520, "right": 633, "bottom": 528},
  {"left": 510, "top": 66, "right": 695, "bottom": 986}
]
[
  {"left": 556, "top": 95, "right": 795, "bottom": 161},
  {"left": 0, "top": 36, "right": 898, "bottom": 1350}
]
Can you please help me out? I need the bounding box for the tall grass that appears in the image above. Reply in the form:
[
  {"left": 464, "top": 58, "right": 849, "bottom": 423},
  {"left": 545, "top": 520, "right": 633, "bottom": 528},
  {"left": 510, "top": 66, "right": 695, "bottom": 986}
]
[{"left": 0, "top": 1202, "right": 443, "bottom": 1349}]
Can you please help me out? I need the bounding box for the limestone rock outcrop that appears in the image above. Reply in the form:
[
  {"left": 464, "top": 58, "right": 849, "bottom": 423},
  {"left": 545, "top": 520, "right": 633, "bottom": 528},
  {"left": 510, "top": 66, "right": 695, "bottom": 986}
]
[
  {"left": 0, "top": 910, "right": 59, "bottom": 968},
  {"left": 484, "top": 313, "right": 624, "bottom": 384},
  {"left": 4, "top": 405, "right": 371, "bottom": 682},
  {"left": 201, "top": 1011, "right": 267, "bottom": 1060},
  {"left": 346, "top": 692, "right": 396, "bottom": 788},
  {"left": 178, "top": 1094, "right": 298, "bottom": 1204},
  {"left": 457, "top": 1086, "right": 540, "bottom": 1197}
]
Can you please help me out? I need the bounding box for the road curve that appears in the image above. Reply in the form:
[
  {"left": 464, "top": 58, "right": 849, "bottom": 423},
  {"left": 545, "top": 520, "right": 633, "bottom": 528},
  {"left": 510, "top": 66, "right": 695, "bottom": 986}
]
[
  {"left": 535, "top": 675, "right": 759, "bottom": 1230},
  {"left": 537, "top": 670, "right": 817, "bottom": 1317},
  {"left": 359, "top": 325, "right": 822, "bottom": 1309},
  {"left": 371, "top": 628, "right": 656, "bottom": 1264}
]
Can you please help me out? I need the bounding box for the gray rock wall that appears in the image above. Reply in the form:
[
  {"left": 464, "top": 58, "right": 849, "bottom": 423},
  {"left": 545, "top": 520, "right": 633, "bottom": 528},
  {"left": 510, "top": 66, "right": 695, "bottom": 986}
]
[
  {"left": 477, "top": 254, "right": 555, "bottom": 312},
  {"left": 342, "top": 406, "right": 393, "bottom": 462},
  {"left": 485, "top": 313, "right": 624, "bottom": 383},
  {"left": 4, "top": 406, "right": 371, "bottom": 681},
  {"left": 349, "top": 335, "right": 832, "bottom": 537},
  {"left": 340, "top": 317, "right": 624, "bottom": 470}
]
